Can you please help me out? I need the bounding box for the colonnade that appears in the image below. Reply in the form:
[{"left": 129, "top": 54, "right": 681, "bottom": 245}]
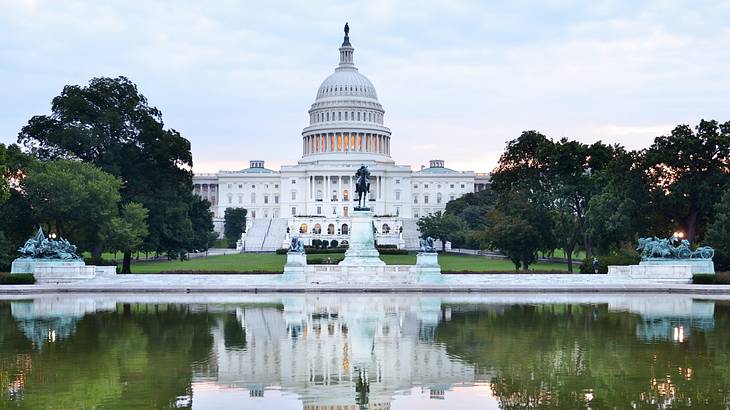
[
  {"left": 307, "top": 175, "right": 384, "bottom": 203},
  {"left": 302, "top": 132, "right": 390, "bottom": 156}
]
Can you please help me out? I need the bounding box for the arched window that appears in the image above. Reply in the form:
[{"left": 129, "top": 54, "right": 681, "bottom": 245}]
[
  {"left": 343, "top": 190, "right": 349, "bottom": 201},
  {"left": 313, "top": 224, "right": 322, "bottom": 234},
  {"left": 300, "top": 223, "right": 308, "bottom": 234},
  {"left": 437, "top": 192, "right": 442, "bottom": 204},
  {"left": 341, "top": 224, "right": 349, "bottom": 235},
  {"left": 327, "top": 224, "right": 335, "bottom": 235},
  {"left": 382, "top": 223, "right": 391, "bottom": 234}
]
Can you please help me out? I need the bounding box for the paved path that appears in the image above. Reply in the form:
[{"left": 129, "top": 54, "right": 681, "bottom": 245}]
[{"left": 2, "top": 273, "right": 730, "bottom": 294}]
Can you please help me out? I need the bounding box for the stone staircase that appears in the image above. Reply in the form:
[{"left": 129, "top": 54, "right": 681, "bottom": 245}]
[
  {"left": 401, "top": 218, "right": 421, "bottom": 250},
  {"left": 244, "top": 218, "right": 288, "bottom": 252},
  {"left": 262, "top": 218, "right": 288, "bottom": 251}
]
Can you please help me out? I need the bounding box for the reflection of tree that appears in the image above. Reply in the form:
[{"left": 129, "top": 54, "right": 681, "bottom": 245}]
[
  {"left": 436, "top": 304, "right": 730, "bottom": 408},
  {"left": 0, "top": 303, "right": 213, "bottom": 409},
  {"left": 223, "top": 313, "right": 246, "bottom": 350},
  {"left": 354, "top": 367, "right": 370, "bottom": 409}
]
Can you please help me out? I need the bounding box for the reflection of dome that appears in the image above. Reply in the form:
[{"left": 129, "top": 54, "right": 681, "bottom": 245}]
[{"left": 300, "top": 26, "right": 392, "bottom": 164}]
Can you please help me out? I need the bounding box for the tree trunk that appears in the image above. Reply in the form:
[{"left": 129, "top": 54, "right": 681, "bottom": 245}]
[
  {"left": 121, "top": 250, "right": 132, "bottom": 274},
  {"left": 565, "top": 248, "right": 574, "bottom": 273},
  {"left": 442, "top": 240, "right": 446, "bottom": 252},
  {"left": 91, "top": 243, "right": 103, "bottom": 263},
  {"left": 687, "top": 209, "right": 699, "bottom": 243}
]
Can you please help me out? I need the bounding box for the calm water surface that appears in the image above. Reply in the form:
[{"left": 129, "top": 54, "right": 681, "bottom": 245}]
[{"left": 1, "top": 293, "right": 729, "bottom": 409}]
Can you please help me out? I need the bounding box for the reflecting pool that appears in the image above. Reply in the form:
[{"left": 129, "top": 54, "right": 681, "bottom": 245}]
[{"left": 1, "top": 293, "right": 729, "bottom": 409}]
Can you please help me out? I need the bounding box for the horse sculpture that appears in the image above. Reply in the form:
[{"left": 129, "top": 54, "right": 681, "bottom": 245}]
[
  {"left": 354, "top": 165, "right": 370, "bottom": 209},
  {"left": 637, "top": 236, "right": 714, "bottom": 260},
  {"left": 419, "top": 237, "right": 436, "bottom": 253},
  {"left": 288, "top": 236, "right": 305, "bottom": 253}
]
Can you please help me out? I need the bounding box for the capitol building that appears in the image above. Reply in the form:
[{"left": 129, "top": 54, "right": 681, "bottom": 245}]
[{"left": 193, "top": 25, "right": 489, "bottom": 250}]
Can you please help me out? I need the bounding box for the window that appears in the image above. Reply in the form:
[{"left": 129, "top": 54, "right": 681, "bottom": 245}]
[
  {"left": 264, "top": 195, "right": 269, "bottom": 204},
  {"left": 424, "top": 195, "right": 429, "bottom": 204},
  {"left": 437, "top": 184, "right": 441, "bottom": 189},
  {"left": 313, "top": 224, "right": 321, "bottom": 234},
  {"left": 299, "top": 223, "right": 308, "bottom": 234},
  {"left": 251, "top": 185, "right": 255, "bottom": 189},
  {"left": 274, "top": 195, "right": 279, "bottom": 204},
  {"left": 413, "top": 195, "right": 418, "bottom": 204},
  {"left": 291, "top": 191, "right": 296, "bottom": 200},
  {"left": 238, "top": 194, "right": 243, "bottom": 204},
  {"left": 338, "top": 112, "right": 342, "bottom": 120},
  {"left": 327, "top": 224, "right": 335, "bottom": 235},
  {"left": 437, "top": 193, "right": 442, "bottom": 204},
  {"left": 317, "top": 206, "right": 322, "bottom": 215},
  {"left": 228, "top": 195, "right": 232, "bottom": 204},
  {"left": 424, "top": 184, "right": 429, "bottom": 188},
  {"left": 265, "top": 184, "right": 268, "bottom": 189},
  {"left": 341, "top": 224, "right": 349, "bottom": 235},
  {"left": 251, "top": 210, "right": 256, "bottom": 218},
  {"left": 413, "top": 184, "right": 418, "bottom": 189},
  {"left": 450, "top": 195, "right": 455, "bottom": 201},
  {"left": 291, "top": 179, "right": 296, "bottom": 184},
  {"left": 414, "top": 212, "right": 419, "bottom": 218},
  {"left": 238, "top": 184, "right": 243, "bottom": 189},
  {"left": 274, "top": 184, "right": 278, "bottom": 188},
  {"left": 396, "top": 179, "right": 400, "bottom": 184},
  {"left": 343, "top": 190, "right": 349, "bottom": 201},
  {"left": 291, "top": 207, "right": 296, "bottom": 216},
  {"left": 395, "top": 190, "right": 401, "bottom": 200},
  {"left": 461, "top": 184, "right": 465, "bottom": 188},
  {"left": 227, "top": 183, "right": 232, "bottom": 189},
  {"left": 251, "top": 193, "right": 256, "bottom": 204},
  {"left": 450, "top": 184, "right": 454, "bottom": 188}
]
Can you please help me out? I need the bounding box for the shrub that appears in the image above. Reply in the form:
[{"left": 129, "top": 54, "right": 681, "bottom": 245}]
[
  {"left": 378, "top": 248, "right": 409, "bottom": 255},
  {"left": 330, "top": 239, "right": 339, "bottom": 248},
  {"left": 275, "top": 248, "right": 288, "bottom": 255},
  {"left": 378, "top": 244, "right": 397, "bottom": 249},
  {"left": 0, "top": 273, "right": 36, "bottom": 284},
  {"left": 311, "top": 239, "right": 322, "bottom": 249},
  {"left": 579, "top": 250, "right": 640, "bottom": 274},
  {"left": 693, "top": 274, "right": 716, "bottom": 284},
  {"left": 307, "top": 255, "right": 344, "bottom": 264}
]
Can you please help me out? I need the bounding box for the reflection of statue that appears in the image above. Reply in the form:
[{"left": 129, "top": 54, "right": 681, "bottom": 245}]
[
  {"left": 419, "top": 237, "right": 436, "bottom": 253},
  {"left": 354, "top": 165, "right": 371, "bottom": 209},
  {"left": 637, "top": 236, "right": 714, "bottom": 260},
  {"left": 18, "top": 227, "right": 81, "bottom": 260},
  {"left": 288, "top": 237, "right": 305, "bottom": 253}
]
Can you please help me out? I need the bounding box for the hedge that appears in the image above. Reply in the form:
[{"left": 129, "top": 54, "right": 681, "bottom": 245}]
[
  {"left": 579, "top": 251, "right": 640, "bottom": 274},
  {"left": 693, "top": 272, "right": 730, "bottom": 284},
  {"left": 0, "top": 273, "right": 36, "bottom": 284}
]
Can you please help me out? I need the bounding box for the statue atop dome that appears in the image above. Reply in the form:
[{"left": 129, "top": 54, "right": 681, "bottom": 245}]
[{"left": 342, "top": 22, "right": 351, "bottom": 47}]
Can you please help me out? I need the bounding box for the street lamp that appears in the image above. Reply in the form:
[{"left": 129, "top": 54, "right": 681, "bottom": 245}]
[
  {"left": 50, "top": 233, "right": 57, "bottom": 240},
  {"left": 673, "top": 231, "right": 684, "bottom": 239}
]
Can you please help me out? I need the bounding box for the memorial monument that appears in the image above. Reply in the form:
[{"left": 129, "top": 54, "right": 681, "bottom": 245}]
[
  {"left": 10, "top": 227, "right": 115, "bottom": 283},
  {"left": 636, "top": 236, "right": 715, "bottom": 274},
  {"left": 339, "top": 165, "right": 386, "bottom": 267}
]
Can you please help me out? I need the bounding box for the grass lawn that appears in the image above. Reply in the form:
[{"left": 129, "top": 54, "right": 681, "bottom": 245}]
[{"left": 130, "top": 252, "right": 574, "bottom": 274}]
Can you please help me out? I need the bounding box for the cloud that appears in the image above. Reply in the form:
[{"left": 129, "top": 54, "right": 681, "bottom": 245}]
[{"left": 1, "top": 1, "right": 729, "bottom": 174}]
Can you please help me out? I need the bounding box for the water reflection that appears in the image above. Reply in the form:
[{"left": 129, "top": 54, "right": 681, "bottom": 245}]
[{"left": 0, "top": 293, "right": 728, "bottom": 409}]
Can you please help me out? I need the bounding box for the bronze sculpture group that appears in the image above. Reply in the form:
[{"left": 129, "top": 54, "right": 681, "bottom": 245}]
[
  {"left": 18, "top": 227, "right": 81, "bottom": 260},
  {"left": 637, "top": 236, "right": 714, "bottom": 260}
]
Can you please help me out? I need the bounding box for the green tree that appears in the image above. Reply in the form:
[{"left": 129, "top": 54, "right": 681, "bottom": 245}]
[
  {"left": 0, "top": 144, "right": 8, "bottom": 205},
  {"left": 17, "top": 76, "right": 201, "bottom": 265},
  {"left": 644, "top": 120, "right": 730, "bottom": 242},
  {"left": 706, "top": 188, "right": 730, "bottom": 271},
  {"left": 22, "top": 160, "right": 121, "bottom": 254},
  {"left": 190, "top": 196, "right": 216, "bottom": 252},
  {"left": 481, "top": 191, "right": 553, "bottom": 270},
  {"left": 224, "top": 208, "right": 247, "bottom": 248},
  {"left": 551, "top": 204, "right": 581, "bottom": 272},
  {"left": 104, "top": 202, "right": 149, "bottom": 274},
  {"left": 417, "top": 211, "right": 468, "bottom": 252}
]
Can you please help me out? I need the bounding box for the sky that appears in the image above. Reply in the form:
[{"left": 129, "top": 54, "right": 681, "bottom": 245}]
[{"left": 1, "top": 0, "right": 729, "bottom": 173}]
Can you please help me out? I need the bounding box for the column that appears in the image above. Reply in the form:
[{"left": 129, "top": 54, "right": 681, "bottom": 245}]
[
  {"left": 378, "top": 176, "right": 382, "bottom": 199},
  {"left": 338, "top": 176, "right": 342, "bottom": 202}
]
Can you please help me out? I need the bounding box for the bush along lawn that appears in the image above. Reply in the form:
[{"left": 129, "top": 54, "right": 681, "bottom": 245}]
[
  {"left": 129, "top": 252, "right": 576, "bottom": 274},
  {"left": 0, "top": 273, "right": 36, "bottom": 284},
  {"left": 693, "top": 273, "right": 730, "bottom": 284}
]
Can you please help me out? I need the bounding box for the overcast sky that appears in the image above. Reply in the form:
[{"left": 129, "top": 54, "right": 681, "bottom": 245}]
[{"left": 1, "top": 1, "right": 729, "bottom": 173}]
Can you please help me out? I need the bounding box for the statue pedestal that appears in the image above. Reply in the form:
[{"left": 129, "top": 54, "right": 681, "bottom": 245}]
[
  {"left": 339, "top": 210, "right": 385, "bottom": 267},
  {"left": 282, "top": 252, "right": 307, "bottom": 282},
  {"left": 416, "top": 252, "right": 442, "bottom": 283},
  {"left": 10, "top": 259, "right": 116, "bottom": 284},
  {"left": 640, "top": 259, "right": 715, "bottom": 274}
]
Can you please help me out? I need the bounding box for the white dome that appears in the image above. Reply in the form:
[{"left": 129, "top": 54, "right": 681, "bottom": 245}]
[
  {"left": 300, "top": 26, "right": 392, "bottom": 164},
  {"left": 316, "top": 69, "right": 378, "bottom": 101}
]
